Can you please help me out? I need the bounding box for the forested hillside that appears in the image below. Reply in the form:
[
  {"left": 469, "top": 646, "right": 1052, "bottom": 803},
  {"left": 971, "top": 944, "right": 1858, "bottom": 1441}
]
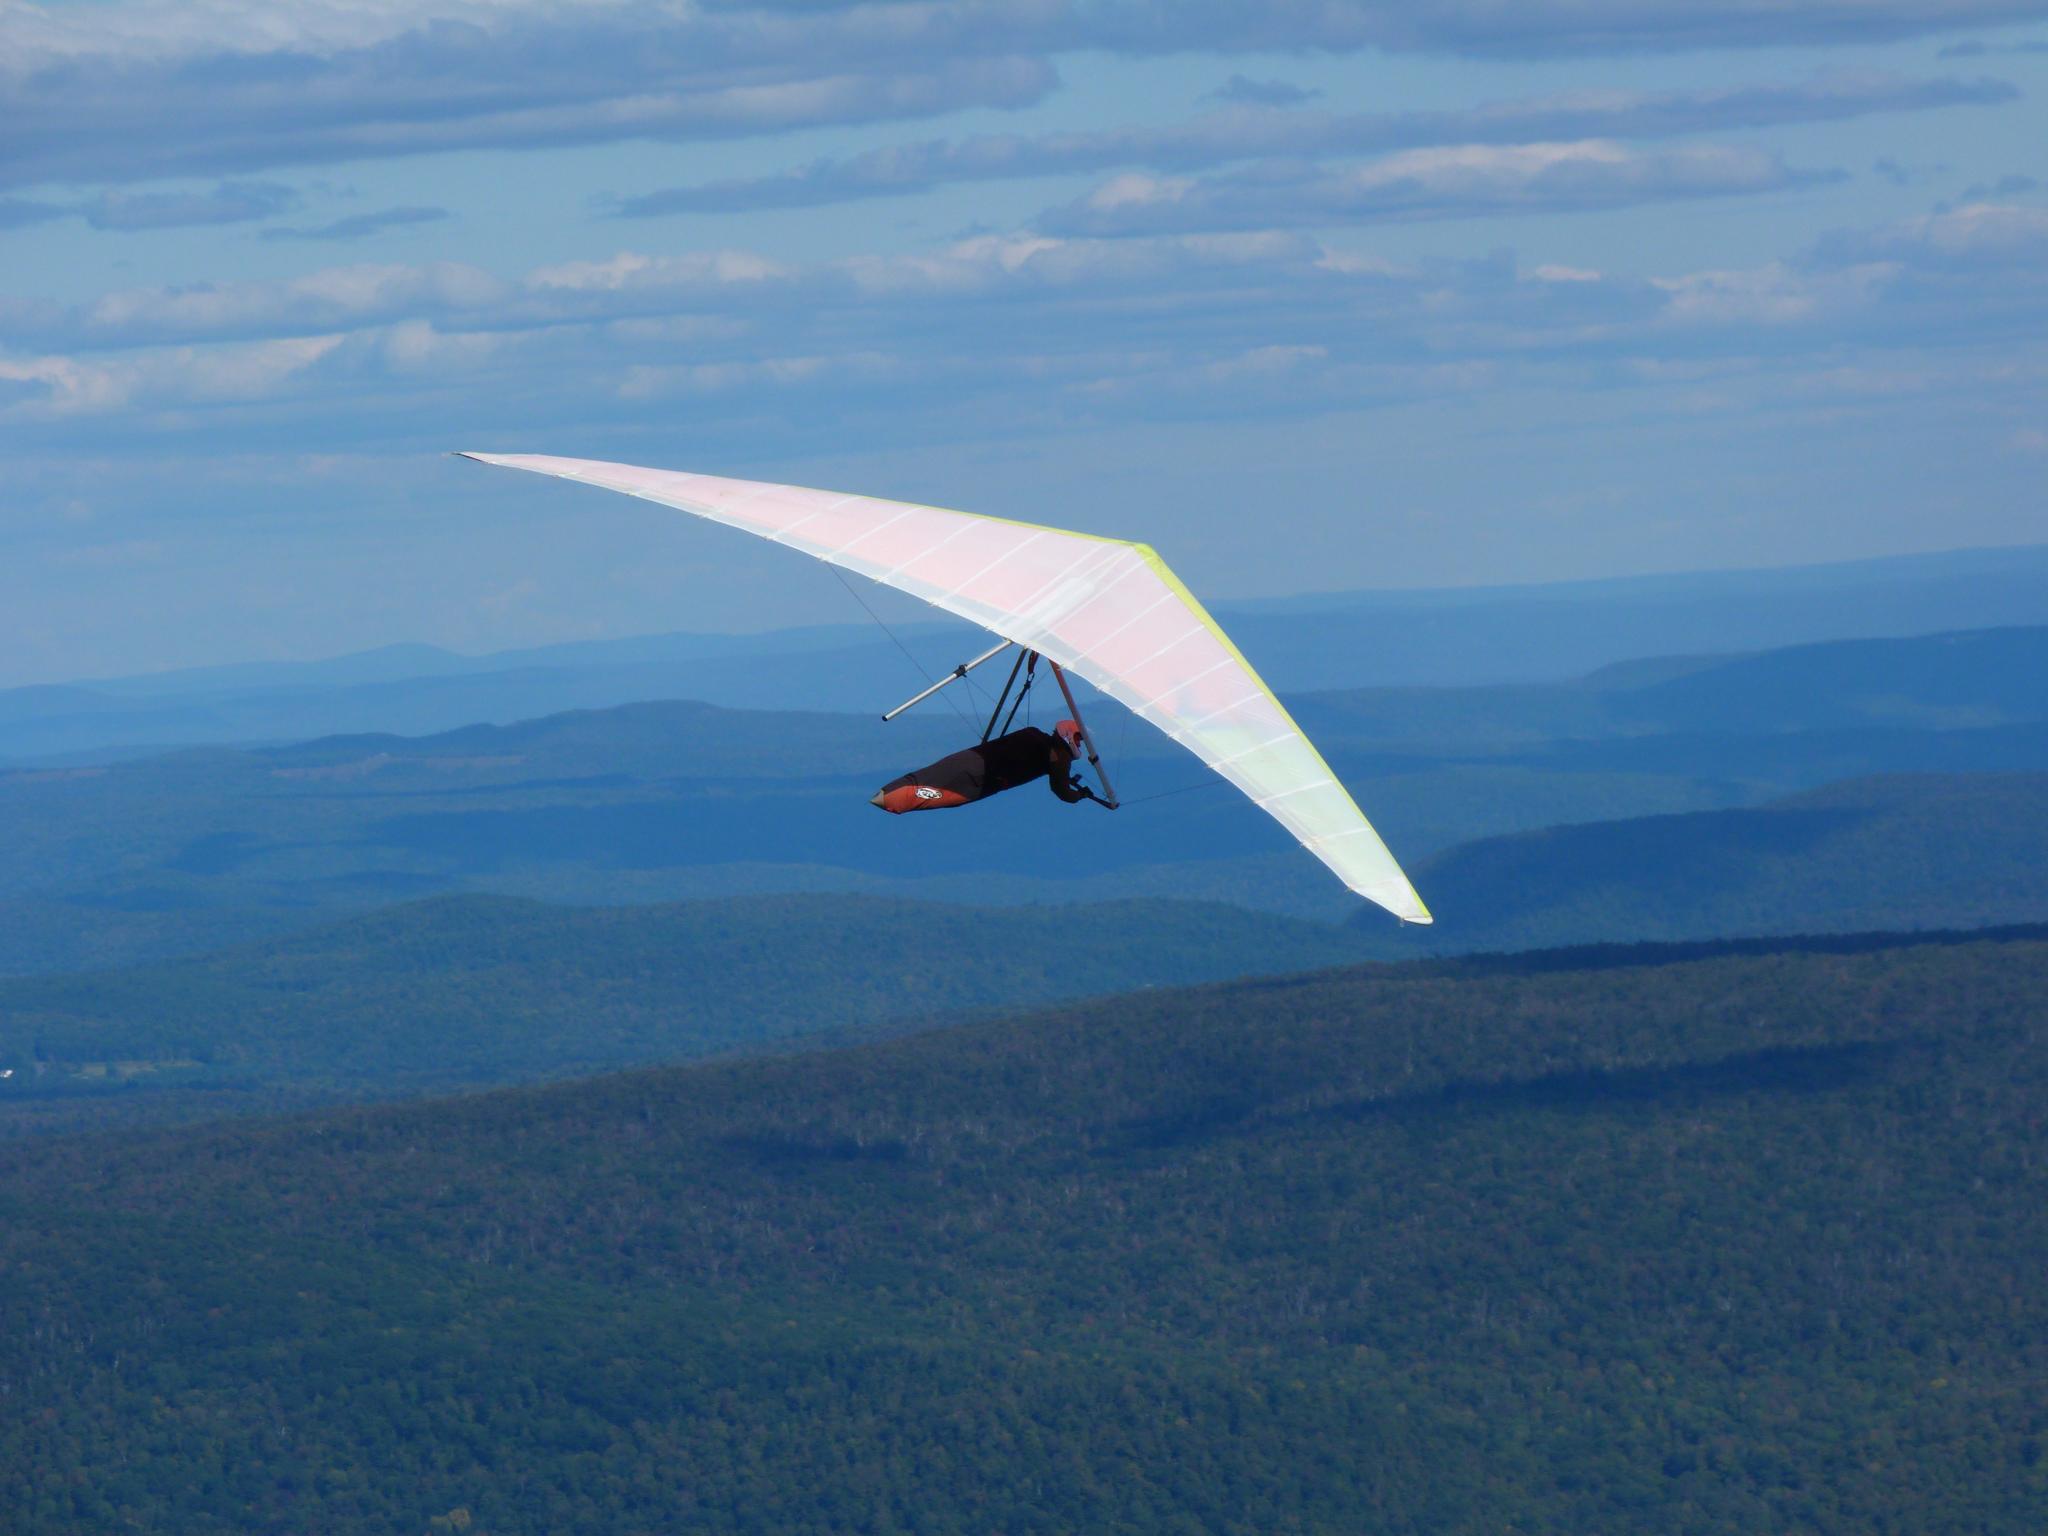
[
  {"left": 0, "top": 893, "right": 1386, "bottom": 1133},
  {"left": 3, "top": 930, "right": 2041, "bottom": 1532},
  {"left": 12, "top": 771, "right": 2047, "bottom": 1136}
]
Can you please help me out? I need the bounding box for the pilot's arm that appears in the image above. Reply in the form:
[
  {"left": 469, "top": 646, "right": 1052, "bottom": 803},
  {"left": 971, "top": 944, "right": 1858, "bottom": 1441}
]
[
  {"left": 1048, "top": 773, "right": 1092, "bottom": 804},
  {"left": 1046, "top": 743, "right": 1096, "bottom": 803}
]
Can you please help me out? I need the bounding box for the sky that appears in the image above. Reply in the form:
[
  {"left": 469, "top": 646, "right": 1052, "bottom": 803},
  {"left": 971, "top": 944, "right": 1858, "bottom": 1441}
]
[{"left": 2, "top": 0, "right": 2045, "bottom": 685}]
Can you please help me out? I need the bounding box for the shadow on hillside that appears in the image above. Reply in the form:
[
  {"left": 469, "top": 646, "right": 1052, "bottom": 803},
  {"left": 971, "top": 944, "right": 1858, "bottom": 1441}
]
[
  {"left": 1106, "top": 1039, "right": 1906, "bottom": 1154},
  {"left": 1423, "top": 922, "right": 2048, "bottom": 978}
]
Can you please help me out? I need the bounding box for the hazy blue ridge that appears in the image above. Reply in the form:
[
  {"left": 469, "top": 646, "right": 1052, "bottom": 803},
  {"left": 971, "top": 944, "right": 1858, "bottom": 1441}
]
[
  {"left": 6, "top": 547, "right": 2046, "bottom": 760},
  {"left": 3, "top": 625, "right": 2044, "bottom": 976},
  {"left": 1290, "top": 623, "right": 2048, "bottom": 749}
]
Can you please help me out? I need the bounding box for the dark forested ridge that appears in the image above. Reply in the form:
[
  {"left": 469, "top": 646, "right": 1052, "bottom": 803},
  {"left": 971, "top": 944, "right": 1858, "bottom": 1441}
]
[
  {"left": 0, "top": 892, "right": 1390, "bottom": 1133},
  {"left": 7, "top": 769, "right": 2046, "bottom": 1136},
  {"left": 3, "top": 930, "right": 2041, "bottom": 1532},
  {"left": 1374, "top": 771, "right": 2048, "bottom": 950}
]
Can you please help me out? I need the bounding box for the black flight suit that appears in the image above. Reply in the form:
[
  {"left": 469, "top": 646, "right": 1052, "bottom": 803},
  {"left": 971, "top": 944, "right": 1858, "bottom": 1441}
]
[{"left": 876, "top": 726, "right": 1093, "bottom": 806}]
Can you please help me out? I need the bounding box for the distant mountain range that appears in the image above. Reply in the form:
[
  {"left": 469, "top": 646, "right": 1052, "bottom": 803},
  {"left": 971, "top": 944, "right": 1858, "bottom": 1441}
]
[
  {"left": 3, "top": 623, "right": 2045, "bottom": 975},
  {"left": 1299, "top": 621, "right": 2048, "bottom": 740},
  {"left": 7, "top": 542, "right": 2046, "bottom": 761}
]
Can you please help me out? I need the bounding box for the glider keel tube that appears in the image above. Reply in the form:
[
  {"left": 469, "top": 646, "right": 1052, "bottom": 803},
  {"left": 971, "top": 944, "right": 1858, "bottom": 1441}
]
[{"left": 457, "top": 450, "right": 1431, "bottom": 923}]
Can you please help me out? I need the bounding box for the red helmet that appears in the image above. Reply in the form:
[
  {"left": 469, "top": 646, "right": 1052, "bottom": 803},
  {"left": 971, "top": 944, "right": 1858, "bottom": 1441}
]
[{"left": 1054, "top": 719, "right": 1085, "bottom": 752}]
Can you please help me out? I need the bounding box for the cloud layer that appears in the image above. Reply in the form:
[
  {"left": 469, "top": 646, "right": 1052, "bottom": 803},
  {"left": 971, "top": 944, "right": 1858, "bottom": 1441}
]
[
  {"left": 614, "top": 73, "right": 2011, "bottom": 216},
  {"left": 8, "top": 201, "right": 2043, "bottom": 449},
  {"left": 1, "top": 2, "right": 1061, "bottom": 190},
  {"left": 4, "top": 0, "right": 2039, "bottom": 191}
]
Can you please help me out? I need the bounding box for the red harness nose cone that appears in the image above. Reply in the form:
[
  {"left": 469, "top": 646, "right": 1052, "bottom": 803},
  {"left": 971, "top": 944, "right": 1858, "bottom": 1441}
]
[
  {"left": 873, "top": 783, "right": 969, "bottom": 813},
  {"left": 869, "top": 791, "right": 887, "bottom": 809}
]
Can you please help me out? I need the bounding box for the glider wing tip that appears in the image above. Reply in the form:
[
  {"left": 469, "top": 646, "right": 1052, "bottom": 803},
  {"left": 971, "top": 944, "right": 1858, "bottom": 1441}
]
[{"left": 1371, "top": 888, "right": 1432, "bottom": 925}]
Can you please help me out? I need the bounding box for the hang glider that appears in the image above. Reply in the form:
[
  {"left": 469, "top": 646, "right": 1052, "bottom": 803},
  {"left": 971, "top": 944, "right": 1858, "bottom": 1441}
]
[{"left": 457, "top": 451, "right": 1431, "bottom": 924}]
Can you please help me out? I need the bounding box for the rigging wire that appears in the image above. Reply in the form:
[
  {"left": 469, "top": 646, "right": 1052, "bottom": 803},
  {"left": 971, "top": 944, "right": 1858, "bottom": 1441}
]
[
  {"left": 1110, "top": 693, "right": 1131, "bottom": 789},
  {"left": 827, "top": 565, "right": 979, "bottom": 733},
  {"left": 1117, "top": 776, "right": 1233, "bottom": 808}
]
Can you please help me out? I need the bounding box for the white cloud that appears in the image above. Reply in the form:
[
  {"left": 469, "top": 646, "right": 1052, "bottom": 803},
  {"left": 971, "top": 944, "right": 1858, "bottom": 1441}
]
[
  {"left": 0, "top": 334, "right": 345, "bottom": 419},
  {"left": 617, "top": 352, "right": 876, "bottom": 400},
  {"left": 374, "top": 319, "right": 506, "bottom": 375},
  {"left": 0, "top": 354, "right": 135, "bottom": 417},
  {"left": 1652, "top": 262, "right": 1890, "bottom": 326},
  {"left": 1815, "top": 201, "right": 2048, "bottom": 266},
  {"left": 616, "top": 72, "right": 2012, "bottom": 215},
  {"left": 526, "top": 249, "right": 792, "bottom": 294},
  {"left": 1041, "top": 141, "right": 1831, "bottom": 236},
  {"left": 1083, "top": 172, "right": 1189, "bottom": 211},
  {"left": 1197, "top": 343, "right": 1328, "bottom": 381},
  {"left": 77, "top": 263, "right": 511, "bottom": 346}
]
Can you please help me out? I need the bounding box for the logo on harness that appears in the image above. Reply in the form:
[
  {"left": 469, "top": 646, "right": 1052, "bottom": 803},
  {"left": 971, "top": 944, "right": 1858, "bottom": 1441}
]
[{"left": 914, "top": 786, "right": 943, "bottom": 800}]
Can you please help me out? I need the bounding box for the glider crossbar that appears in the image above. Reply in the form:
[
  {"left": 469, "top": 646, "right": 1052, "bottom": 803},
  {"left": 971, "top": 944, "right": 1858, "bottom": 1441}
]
[{"left": 881, "top": 639, "right": 1013, "bottom": 722}]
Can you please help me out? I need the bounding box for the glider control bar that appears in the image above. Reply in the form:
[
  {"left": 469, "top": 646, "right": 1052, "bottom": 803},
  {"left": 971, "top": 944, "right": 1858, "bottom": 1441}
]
[
  {"left": 881, "top": 639, "right": 1013, "bottom": 722},
  {"left": 1049, "top": 660, "right": 1119, "bottom": 810}
]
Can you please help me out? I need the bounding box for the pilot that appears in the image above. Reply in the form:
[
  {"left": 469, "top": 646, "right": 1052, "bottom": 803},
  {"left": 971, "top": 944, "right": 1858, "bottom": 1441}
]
[{"left": 871, "top": 719, "right": 1101, "bottom": 812}]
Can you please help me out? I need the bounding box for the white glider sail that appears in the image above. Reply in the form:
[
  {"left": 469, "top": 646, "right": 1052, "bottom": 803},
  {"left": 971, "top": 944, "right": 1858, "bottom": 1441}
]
[{"left": 459, "top": 452, "right": 1431, "bottom": 923}]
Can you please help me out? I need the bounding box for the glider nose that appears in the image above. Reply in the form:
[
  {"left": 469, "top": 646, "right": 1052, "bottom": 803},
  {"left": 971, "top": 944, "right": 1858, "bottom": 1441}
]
[{"left": 869, "top": 790, "right": 887, "bottom": 809}]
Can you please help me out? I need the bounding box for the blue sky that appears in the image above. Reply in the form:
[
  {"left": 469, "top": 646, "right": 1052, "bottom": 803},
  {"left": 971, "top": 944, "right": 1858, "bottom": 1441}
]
[{"left": 3, "top": 0, "right": 2045, "bottom": 684}]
